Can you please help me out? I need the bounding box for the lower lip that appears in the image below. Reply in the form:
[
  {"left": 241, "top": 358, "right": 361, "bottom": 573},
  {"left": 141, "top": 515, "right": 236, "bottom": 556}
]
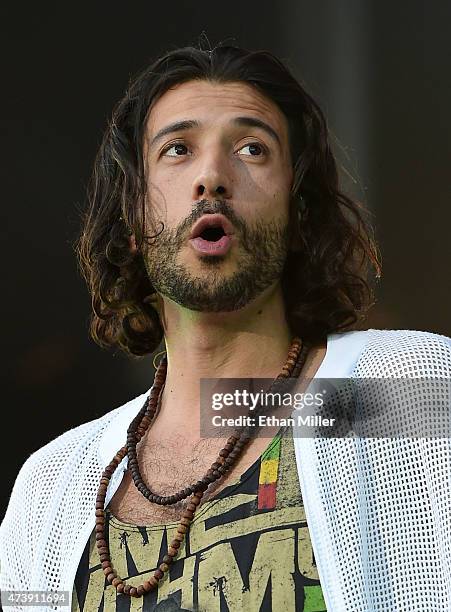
[{"left": 189, "top": 234, "right": 232, "bottom": 255}]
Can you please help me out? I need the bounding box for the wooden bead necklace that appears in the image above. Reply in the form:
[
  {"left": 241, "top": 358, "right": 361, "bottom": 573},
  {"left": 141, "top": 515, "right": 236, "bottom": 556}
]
[{"left": 95, "top": 336, "right": 310, "bottom": 598}]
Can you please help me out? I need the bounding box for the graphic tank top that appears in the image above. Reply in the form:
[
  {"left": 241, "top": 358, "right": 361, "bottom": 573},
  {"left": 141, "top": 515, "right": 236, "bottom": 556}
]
[{"left": 72, "top": 426, "right": 327, "bottom": 611}]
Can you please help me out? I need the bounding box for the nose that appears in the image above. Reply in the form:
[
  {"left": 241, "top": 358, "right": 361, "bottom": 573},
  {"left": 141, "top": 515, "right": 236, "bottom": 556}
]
[{"left": 191, "top": 153, "right": 232, "bottom": 202}]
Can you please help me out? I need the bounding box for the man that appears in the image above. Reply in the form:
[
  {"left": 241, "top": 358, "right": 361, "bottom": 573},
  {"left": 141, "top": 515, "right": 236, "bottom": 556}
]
[{"left": 1, "top": 45, "right": 450, "bottom": 612}]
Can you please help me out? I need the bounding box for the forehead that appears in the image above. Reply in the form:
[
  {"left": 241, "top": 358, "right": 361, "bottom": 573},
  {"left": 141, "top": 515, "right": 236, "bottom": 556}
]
[{"left": 145, "top": 79, "right": 289, "bottom": 142}]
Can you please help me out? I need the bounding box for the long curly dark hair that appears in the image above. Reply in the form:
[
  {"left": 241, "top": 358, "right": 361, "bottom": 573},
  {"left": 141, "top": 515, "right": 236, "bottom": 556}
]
[{"left": 75, "top": 44, "right": 381, "bottom": 358}]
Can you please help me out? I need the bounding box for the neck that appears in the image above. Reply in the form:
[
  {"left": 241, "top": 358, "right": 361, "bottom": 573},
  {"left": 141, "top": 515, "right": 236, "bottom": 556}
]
[{"left": 152, "top": 282, "right": 294, "bottom": 439}]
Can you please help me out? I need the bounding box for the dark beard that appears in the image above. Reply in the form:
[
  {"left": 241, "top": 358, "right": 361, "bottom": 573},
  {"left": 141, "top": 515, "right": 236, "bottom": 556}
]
[{"left": 142, "top": 201, "right": 290, "bottom": 312}]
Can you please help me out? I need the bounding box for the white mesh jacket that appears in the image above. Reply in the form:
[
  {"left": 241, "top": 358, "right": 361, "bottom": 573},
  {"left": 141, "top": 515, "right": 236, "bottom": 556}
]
[{"left": 1, "top": 328, "right": 451, "bottom": 612}]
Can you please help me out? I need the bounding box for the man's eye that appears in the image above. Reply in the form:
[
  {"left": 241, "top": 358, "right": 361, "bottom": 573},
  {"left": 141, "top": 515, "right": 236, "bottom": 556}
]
[
  {"left": 238, "top": 143, "right": 266, "bottom": 156},
  {"left": 162, "top": 143, "right": 189, "bottom": 157}
]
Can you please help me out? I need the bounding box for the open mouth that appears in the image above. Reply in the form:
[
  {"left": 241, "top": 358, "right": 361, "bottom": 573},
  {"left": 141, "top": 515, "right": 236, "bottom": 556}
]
[
  {"left": 189, "top": 213, "right": 234, "bottom": 240},
  {"left": 189, "top": 216, "right": 233, "bottom": 256},
  {"left": 198, "top": 225, "right": 227, "bottom": 242}
]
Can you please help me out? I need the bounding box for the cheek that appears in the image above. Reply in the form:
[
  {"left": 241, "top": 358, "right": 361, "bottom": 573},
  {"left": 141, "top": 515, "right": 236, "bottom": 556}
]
[
  {"left": 270, "top": 190, "right": 291, "bottom": 223},
  {"left": 242, "top": 158, "right": 291, "bottom": 193},
  {"left": 147, "top": 173, "right": 183, "bottom": 224}
]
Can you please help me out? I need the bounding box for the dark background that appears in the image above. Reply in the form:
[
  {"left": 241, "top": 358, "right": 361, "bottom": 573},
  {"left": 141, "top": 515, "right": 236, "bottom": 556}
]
[{"left": 1, "top": 1, "right": 450, "bottom": 519}]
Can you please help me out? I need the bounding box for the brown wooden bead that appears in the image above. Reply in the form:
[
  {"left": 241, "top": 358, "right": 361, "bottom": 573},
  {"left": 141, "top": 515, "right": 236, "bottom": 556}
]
[
  {"left": 94, "top": 337, "right": 309, "bottom": 599},
  {"left": 142, "top": 580, "right": 154, "bottom": 592},
  {"left": 195, "top": 481, "right": 208, "bottom": 492}
]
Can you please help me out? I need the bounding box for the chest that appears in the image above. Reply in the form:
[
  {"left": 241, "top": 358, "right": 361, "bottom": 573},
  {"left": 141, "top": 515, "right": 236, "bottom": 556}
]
[{"left": 107, "top": 434, "right": 272, "bottom": 526}]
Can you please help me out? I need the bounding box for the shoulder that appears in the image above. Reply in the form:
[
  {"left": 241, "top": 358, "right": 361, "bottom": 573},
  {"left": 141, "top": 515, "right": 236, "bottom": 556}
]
[
  {"left": 0, "top": 389, "right": 147, "bottom": 587},
  {"left": 1, "top": 389, "right": 146, "bottom": 532},
  {"left": 351, "top": 328, "right": 451, "bottom": 377}
]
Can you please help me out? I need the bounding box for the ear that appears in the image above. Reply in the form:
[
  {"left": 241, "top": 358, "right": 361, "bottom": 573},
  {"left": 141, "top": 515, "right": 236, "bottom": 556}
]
[
  {"left": 128, "top": 232, "right": 138, "bottom": 255},
  {"left": 288, "top": 196, "right": 303, "bottom": 253},
  {"left": 119, "top": 214, "right": 139, "bottom": 255}
]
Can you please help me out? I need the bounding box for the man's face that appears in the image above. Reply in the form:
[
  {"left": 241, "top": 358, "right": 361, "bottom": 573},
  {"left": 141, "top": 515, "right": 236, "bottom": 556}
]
[{"left": 142, "top": 79, "right": 294, "bottom": 312}]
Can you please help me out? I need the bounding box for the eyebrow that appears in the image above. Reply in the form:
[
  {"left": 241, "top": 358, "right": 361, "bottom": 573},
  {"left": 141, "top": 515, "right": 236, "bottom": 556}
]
[{"left": 149, "top": 116, "right": 281, "bottom": 149}]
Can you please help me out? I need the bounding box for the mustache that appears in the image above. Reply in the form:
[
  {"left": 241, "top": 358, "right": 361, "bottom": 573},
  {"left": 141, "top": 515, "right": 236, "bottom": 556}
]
[{"left": 176, "top": 199, "right": 246, "bottom": 240}]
